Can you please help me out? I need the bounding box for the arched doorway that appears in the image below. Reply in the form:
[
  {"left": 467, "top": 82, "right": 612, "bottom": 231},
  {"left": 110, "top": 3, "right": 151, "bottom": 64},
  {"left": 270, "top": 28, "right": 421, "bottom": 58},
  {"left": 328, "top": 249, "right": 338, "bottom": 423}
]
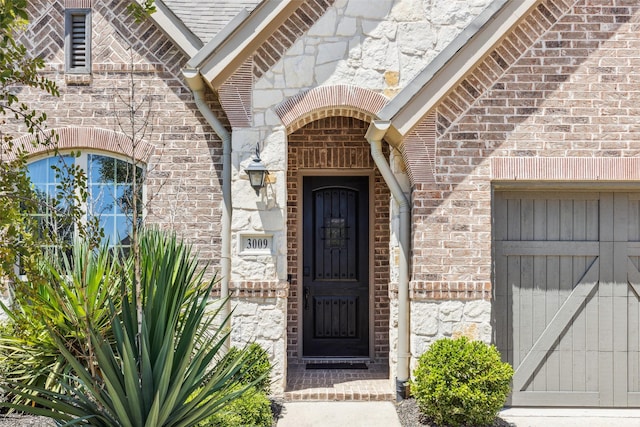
[{"left": 285, "top": 116, "right": 391, "bottom": 363}]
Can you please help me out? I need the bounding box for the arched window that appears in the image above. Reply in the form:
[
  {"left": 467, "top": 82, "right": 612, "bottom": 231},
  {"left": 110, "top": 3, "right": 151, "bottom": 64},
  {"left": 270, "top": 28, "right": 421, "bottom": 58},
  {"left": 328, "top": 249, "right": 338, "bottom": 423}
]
[{"left": 27, "top": 153, "right": 143, "bottom": 247}]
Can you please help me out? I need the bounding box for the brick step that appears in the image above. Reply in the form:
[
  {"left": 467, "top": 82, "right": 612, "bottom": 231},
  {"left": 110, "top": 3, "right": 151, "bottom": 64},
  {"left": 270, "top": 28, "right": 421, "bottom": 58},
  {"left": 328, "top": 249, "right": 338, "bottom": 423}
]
[
  {"left": 284, "top": 364, "right": 394, "bottom": 402},
  {"left": 284, "top": 389, "right": 395, "bottom": 401}
]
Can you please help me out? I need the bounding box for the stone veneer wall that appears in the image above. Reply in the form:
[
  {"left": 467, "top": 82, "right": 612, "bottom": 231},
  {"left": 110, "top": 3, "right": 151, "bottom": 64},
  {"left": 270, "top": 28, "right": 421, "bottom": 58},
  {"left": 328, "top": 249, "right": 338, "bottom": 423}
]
[
  {"left": 253, "top": 0, "right": 494, "bottom": 128},
  {"left": 229, "top": 297, "right": 288, "bottom": 393},
  {"left": 286, "top": 117, "right": 391, "bottom": 363},
  {"left": 408, "top": 0, "right": 640, "bottom": 360},
  {"left": 244, "top": 0, "right": 493, "bottom": 380}
]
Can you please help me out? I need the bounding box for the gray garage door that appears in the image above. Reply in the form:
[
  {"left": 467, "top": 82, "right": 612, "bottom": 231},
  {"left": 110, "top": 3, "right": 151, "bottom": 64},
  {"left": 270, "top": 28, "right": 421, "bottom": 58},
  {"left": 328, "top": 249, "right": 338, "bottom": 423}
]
[{"left": 494, "top": 191, "right": 640, "bottom": 407}]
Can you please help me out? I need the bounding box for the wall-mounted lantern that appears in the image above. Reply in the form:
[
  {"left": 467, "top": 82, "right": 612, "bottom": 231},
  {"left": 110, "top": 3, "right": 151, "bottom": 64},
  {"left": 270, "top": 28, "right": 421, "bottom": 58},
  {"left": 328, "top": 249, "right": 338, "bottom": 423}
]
[{"left": 245, "top": 143, "right": 268, "bottom": 195}]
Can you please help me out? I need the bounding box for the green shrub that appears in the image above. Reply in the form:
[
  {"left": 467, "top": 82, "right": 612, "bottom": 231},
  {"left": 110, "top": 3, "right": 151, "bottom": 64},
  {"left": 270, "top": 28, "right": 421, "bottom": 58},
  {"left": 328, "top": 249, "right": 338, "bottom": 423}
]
[
  {"left": 223, "top": 343, "right": 272, "bottom": 394},
  {"left": 411, "top": 337, "right": 514, "bottom": 427},
  {"left": 192, "top": 342, "right": 272, "bottom": 425},
  {"left": 197, "top": 385, "right": 272, "bottom": 427}
]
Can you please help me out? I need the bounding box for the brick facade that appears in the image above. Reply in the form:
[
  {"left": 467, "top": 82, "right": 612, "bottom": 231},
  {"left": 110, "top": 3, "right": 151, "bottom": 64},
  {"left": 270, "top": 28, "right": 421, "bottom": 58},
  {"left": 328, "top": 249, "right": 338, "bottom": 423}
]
[
  {"left": 286, "top": 117, "right": 391, "bottom": 362},
  {"left": 12, "top": 0, "right": 640, "bottom": 400},
  {"left": 275, "top": 85, "right": 389, "bottom": 133},
  {"left": 9, "top": 0, "right": 229, "bottom": 270},
  {"left": 410, "top": 0, "right": 640, "bottom": 300}
]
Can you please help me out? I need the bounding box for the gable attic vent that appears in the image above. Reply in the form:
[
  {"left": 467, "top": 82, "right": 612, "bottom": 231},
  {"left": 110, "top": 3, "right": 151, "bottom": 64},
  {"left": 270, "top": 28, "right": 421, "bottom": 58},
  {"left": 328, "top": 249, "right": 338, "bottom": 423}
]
[{"left": 65, "top": 9, "right": 91, "bottom": 73}]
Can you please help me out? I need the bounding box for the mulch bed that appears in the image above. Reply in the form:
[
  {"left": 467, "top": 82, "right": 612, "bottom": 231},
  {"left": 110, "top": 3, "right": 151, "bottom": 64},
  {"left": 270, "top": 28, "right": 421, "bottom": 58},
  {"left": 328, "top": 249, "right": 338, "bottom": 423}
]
[{"left": 395, "top": 398, "right": 514, "bottom": 427}]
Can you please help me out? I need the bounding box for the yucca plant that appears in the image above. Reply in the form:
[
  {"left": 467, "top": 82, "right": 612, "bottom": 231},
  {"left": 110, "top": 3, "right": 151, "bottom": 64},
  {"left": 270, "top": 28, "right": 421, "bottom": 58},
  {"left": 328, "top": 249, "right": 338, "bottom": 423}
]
[
  {"left": 0, "top": 241, "right": 124, "bottom": 403},
  {"left": 1, "top": 230, "right": 264, "bottom": 426}
]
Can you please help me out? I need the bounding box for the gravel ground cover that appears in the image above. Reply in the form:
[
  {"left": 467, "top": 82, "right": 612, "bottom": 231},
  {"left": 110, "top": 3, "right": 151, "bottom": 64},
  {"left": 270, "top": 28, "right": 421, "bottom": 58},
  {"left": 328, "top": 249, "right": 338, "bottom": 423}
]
[
  {"left": 0, "top": 415, "right": 54, "bottom": 427},
  {"left": 0, "top": 399, "right": 286, "bottom": 427}
]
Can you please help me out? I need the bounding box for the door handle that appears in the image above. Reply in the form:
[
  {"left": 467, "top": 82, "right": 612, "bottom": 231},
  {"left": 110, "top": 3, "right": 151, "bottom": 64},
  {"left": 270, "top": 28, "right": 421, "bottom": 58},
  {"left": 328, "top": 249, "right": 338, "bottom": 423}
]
[{"left": 304, "top": 287, "right": 310, "bottom": 310}]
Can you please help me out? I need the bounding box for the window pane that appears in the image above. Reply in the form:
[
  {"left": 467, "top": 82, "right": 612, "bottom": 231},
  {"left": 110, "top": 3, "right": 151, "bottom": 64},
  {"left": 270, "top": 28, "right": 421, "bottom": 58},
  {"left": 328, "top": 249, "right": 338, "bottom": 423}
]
[
  {"left": 115, "top": 159, "right": 137, "bottom": 184},
  {"left": 102, "top": 215, "right": 115, "bottom": 245},
  {"left": 89, "top": 184, "right": 110, "bottom": 215},
  {"left": 27, "top": 156, "right": 75, "bottom": 242},
  {"left": 87, "top": 154, "right": 142, "bottom": 247},
  {"left": 115, "top": 216, "right": 130, "bottom": 246},
  {"left": 27, "top": 159, "right": 49, "bottom": 184},
  {"left": 28, "top": 156, "right": 73, "bottom": 185},
  {"left": 115, "top": 184, "right": 132, "bottom": 215},
  {"left": 89, "top": 154, "right": 114, "bottom": 183}
]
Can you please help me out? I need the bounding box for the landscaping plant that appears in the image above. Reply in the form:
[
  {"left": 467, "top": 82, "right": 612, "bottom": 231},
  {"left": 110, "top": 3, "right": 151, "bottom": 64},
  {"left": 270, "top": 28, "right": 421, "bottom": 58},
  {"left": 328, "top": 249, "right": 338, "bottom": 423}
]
[
  {"left": 197, "top": 342, "right": 273, "bottom": 426},
  {"left": 411, "top": 336, "right": 514, "bottom": 427},
  {"left": 223, "top": 342, "right": 273, "bottom": 394},
  {"left": 200, "top": 384, "right": 273, "bottom": 427},
  {"left": 1, "top": 230, "right": 266, "bottom": 426},
  {"left": 0, "top": 240, "right": 124, "bottom": 404}
]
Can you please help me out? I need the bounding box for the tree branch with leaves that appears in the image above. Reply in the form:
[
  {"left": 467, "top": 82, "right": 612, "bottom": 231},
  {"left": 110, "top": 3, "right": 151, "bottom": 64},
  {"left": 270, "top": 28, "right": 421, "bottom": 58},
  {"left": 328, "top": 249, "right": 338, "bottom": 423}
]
[{"left": 0, "top": 0, "right": 93, "bottom": 286}]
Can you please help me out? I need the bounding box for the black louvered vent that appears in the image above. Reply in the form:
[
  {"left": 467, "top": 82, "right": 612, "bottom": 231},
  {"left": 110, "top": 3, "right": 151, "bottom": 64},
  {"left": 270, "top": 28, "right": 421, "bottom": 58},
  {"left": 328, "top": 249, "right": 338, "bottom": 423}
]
[{"left": 70, "top": 14, "right": 87, "bottom": 68}]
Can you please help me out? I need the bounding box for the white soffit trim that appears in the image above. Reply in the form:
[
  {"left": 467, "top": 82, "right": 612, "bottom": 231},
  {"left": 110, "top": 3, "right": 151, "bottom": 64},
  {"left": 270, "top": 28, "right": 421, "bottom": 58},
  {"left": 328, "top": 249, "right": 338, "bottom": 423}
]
[
  {"left": 196, "top": 0, "right": 298, "bottom": 89},
  {"left": 381, "top": 0, "right": 541, "bottom": 137},
  {"left": 138, "top": 0, "right": 203, "bottom": 57}
]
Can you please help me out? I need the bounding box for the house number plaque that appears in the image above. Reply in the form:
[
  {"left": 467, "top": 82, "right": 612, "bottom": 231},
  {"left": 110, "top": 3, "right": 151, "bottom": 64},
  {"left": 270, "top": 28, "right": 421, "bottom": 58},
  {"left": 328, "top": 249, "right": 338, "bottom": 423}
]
[{"left": 239, "top": 234, "right": 273, "bottom": 255}]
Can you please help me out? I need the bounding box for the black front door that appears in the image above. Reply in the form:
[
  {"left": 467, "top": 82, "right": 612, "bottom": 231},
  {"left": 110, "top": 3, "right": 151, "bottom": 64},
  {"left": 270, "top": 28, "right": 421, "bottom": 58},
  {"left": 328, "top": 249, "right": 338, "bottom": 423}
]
[{"left": 302, "top": 176, "right": 369, "bottom": 357}]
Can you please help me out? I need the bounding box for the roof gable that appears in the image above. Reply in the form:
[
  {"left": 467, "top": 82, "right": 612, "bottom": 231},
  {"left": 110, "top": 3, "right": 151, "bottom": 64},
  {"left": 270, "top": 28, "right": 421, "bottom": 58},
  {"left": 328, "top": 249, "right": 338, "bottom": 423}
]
[
  {"left": 162, "top": 0, "right": 262, "bottom": 44},
  {"left": 380, "top": 0, "right": 545, "bottom": 142},
  {"left": 396, "top": 0, "right": 576, "bottom": 185},
  {"left": 399, "top": 0, "right": 639, "bottom": 187}
]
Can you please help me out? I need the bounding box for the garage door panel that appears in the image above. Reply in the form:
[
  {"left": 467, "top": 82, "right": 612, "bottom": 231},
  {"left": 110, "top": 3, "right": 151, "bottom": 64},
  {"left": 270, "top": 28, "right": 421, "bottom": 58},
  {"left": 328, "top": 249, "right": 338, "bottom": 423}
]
[
  {"left": 507, "top": 198, "right": 521, "bottom": 239},
  {"left": 506, "top": 253, "right": 520, "bottom": 361},
  {"left": 629, "top": 197, "right": 640, "bottom": 241},
  {"left": 544, "top": 348, "right": 560, "bottom": 391},
  {"left": 586, "top": 349, "right": 599, "bottom": 391},
  {"left": 614, "top": 296, "right": 628, "bottom": 352},
  {"left": 587, "top": 199, "right": 600, "bottom": 240},
  {"left": 511, "top": 260, "right": 599, "bottom": 397},
  {"left": 629, "top": 393, "right": 640, "bottom": 407},
  {"left": 533, "top": 198, "right": 547, "bottom": 239},
  {"left": 599, "top": 294, "right": 614, "bottom": 350},
  {"left": 585, "top": 290, "right": 600, "bottom": 354},
  {"left": 521, "top": 198, "right": 534, "bottom": 239},
  {"left": 496, "top": 241, "right": 599, "bottom": 256},
  {"left": 519, "top": 255, "right": 534, "bottom": 356},
  {"left": 571, "top": 303, "right": 588, "bottom": 390},
  {"left": 615, "top": 351, "right": 628, "bottom": 406},
  {"left": 572, "top": 199, "right": 588, "bottom": 240},
  {"left": 615, "top": 193, "right": 629, "bottom": 242},
  {"left": 513, "top": 392, "right": 600, "bottom": 407},
  {"left": 600, "top": 192, "right": 614, "bottom": 241},
  {"left": 494, "top": 191, "right": 640, "bottom": 407},
  {"left": 599, "top": 242, "right": 615, "bottom": 297},
  {"left": 630, "top": 254, "right": 640, "bottom": 270},
  {"left": 545, "top": 256, "right": 560, "bottom": 331},
  {"left": 628, "top": 264, "right": 640, "bottom": 394},
  {"left": 559, "top": 199, "right": 577, "bottom": 240}
]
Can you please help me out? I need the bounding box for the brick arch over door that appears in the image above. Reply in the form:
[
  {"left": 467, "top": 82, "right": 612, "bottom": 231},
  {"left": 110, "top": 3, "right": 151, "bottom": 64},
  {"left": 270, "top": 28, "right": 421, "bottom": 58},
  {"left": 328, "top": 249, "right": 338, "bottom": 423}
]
[
  {"left": 286, "top": 116, "right": 391, "bottom": 362},
  {"left": 8, "top": 127, "right": 154, "bottom": 163},
  {"left": 275, "top": 85, "right": 389, "bottom": 134}
]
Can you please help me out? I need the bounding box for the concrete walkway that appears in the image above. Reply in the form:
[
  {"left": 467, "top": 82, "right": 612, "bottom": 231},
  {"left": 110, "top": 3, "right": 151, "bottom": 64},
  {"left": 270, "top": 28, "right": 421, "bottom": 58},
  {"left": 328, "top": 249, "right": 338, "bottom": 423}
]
[
  {"left": 500, "top": 408, "right": 640, "bottom": 427},
  {"left": 276, "top": 401, "right": 402, "bottom": 427},
  {"left": 276, "top": 402, "right": 640, "bottom": 427}
]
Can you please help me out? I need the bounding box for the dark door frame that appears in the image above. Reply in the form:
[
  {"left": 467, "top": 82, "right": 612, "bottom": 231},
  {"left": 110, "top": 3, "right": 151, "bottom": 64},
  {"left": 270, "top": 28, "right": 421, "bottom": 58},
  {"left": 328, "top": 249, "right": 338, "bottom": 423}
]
[{"left": 296, "top": 170, "right": 375, "bottom": 359}]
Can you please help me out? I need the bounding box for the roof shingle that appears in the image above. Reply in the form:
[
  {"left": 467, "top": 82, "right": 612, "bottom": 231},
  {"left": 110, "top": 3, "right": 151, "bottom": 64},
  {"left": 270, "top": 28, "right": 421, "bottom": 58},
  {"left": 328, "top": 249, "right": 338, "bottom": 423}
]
[{"left": 163, "top": 0, "right": 262, "bottom": 44}]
